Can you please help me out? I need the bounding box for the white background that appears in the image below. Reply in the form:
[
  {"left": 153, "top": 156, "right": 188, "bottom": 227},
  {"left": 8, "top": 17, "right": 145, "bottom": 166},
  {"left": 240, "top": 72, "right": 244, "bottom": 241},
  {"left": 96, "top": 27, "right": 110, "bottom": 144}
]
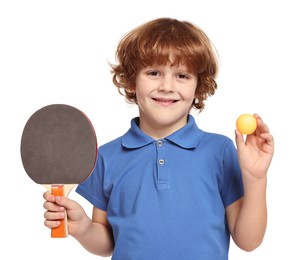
[{"left": 1, "top": 0, "right": 290, "bottom": 259}]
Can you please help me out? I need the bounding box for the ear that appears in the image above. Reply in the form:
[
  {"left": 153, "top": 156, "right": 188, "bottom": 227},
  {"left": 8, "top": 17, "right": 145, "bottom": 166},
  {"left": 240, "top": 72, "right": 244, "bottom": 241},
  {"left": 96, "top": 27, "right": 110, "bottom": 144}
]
[
  {"left": 130, "top": 85, "right": 136, "bottom": 93},
  {"left": 193, "top": 95, "right": 199, "bottom": 105}
]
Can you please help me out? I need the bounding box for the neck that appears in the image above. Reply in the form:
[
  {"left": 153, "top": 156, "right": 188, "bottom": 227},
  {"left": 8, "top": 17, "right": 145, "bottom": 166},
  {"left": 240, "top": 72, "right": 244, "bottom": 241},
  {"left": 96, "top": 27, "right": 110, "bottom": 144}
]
[{"left": 138, "top": 115, "right": 188, "bottom": 140}]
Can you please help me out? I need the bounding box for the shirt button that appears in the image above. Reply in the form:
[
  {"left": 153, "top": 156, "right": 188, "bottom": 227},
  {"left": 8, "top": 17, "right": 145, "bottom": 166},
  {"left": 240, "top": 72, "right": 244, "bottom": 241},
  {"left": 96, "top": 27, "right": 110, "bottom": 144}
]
[
  {"left": 157, "top": 140, "right": 163, "bottom": 147},
  {"left": 158, "top": 159, "right": 165, "bottom": 165}
]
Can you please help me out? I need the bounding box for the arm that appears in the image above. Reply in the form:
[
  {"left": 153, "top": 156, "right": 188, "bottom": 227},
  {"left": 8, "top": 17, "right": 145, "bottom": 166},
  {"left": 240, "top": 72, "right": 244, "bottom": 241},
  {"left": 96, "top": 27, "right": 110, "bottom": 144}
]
[
  {"left": 43, "top": 192, "right": 114, "bottom": 256},
  {"left": 72, "top": 207, "right": 114, "bottom": 256},
  {"left": 226, "top": 114, "right": 274, "bottom": 251}
]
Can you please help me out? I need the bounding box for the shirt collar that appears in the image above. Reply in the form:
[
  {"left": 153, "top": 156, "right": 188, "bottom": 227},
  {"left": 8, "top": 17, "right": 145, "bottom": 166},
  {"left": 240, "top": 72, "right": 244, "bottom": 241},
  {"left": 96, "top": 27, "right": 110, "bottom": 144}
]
[{"left": 121, "top": 114, "right": 204, "bottom": 149}]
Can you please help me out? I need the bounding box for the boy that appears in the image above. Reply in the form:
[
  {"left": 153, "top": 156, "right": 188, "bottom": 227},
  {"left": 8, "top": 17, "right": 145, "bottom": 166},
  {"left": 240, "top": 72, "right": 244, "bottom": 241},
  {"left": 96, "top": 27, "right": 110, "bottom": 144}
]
[{"left": 43, "top": 18, "right": 274, "bottom": 259}]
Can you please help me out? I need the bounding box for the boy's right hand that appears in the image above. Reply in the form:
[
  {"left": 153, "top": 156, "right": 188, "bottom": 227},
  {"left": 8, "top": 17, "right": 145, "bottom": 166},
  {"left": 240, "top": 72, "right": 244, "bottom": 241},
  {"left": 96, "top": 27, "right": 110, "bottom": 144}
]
[{"left": 43, "top": 191, "right": 89, "bottom": 237}]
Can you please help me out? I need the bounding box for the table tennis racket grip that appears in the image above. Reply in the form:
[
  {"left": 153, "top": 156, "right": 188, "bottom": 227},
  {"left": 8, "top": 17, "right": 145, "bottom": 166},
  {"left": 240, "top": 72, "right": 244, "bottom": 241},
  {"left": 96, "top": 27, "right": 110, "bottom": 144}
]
[{"left": 51, "top": 185, "right": 68, "bottom": 238}]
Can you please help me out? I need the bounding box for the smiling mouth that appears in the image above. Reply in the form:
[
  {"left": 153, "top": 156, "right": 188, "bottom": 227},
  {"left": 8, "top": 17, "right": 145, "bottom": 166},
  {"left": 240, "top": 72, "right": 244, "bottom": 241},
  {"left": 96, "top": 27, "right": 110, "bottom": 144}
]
[{"left": 152, "top": 98, "right": 178, "bottom": 104}]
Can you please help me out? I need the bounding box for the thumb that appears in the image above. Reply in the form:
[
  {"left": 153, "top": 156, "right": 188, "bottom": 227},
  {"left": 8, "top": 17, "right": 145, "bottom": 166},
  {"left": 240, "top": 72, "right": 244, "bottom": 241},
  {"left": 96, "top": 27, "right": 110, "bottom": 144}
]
[
  {"left": 234, "top": 129, "right": 245, "bottom": 151},
  {"left": 55, "top": 195, "right": 77, "bottom": 210},
  {"left": 55, "top": 195, "right": 85, "bottom": 223}
]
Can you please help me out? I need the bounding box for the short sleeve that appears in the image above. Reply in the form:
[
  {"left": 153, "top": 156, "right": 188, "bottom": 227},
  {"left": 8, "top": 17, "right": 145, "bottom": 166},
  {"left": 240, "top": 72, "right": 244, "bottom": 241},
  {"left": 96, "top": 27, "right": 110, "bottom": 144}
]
[
  {"left": 75, "top": 153, "right": 108, "bottom": 211},
  {"left": 220, "top": 139, "right": 244, "bottom": 208}
]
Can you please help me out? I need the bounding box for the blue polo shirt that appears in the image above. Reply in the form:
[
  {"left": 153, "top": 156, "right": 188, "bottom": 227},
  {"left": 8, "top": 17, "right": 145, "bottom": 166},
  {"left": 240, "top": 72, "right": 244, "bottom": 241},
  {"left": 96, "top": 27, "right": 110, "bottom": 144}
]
[{"left": 76, "top": 115, "right": 244, "bottom": 260}]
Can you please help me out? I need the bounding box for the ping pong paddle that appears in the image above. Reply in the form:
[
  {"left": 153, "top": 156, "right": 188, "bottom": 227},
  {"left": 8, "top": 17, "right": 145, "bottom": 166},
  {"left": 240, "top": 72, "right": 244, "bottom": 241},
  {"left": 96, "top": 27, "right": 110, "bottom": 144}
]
[{"left": 20, "top": 104, "right": 97, "bottom": 238}]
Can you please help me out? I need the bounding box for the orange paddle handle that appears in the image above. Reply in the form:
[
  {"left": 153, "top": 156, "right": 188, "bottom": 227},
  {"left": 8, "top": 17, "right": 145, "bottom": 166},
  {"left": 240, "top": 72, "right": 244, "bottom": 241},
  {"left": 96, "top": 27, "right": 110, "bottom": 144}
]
[{"left": 51, "top": 185, "right": 67, "bottom": 238}]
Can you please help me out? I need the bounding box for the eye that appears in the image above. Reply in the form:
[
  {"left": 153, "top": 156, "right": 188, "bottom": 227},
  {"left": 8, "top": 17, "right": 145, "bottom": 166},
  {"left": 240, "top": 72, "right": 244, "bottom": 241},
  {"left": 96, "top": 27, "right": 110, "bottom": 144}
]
[
  {"left": 146, "top": 70, "right": 161, "bottom": 77},
  {"left": 177, "top": 73, "right": 191, "bottom": 80}
]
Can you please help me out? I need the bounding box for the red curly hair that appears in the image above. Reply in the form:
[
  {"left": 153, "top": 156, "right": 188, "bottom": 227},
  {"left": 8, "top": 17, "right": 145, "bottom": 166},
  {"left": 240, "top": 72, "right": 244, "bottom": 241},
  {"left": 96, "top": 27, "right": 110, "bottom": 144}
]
[{"left": 111, "top": 17, "right": 219, "bottom": 111}]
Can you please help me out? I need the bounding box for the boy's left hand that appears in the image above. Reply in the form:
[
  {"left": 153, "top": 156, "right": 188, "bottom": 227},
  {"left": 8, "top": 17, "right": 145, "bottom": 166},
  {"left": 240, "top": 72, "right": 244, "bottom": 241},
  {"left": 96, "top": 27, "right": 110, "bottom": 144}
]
[{"left": 235, "top": 114, "right": 274, "bottom": 179}]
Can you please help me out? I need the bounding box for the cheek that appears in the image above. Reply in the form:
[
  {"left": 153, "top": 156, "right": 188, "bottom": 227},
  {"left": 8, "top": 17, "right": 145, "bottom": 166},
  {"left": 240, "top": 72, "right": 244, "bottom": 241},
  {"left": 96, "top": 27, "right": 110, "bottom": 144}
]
[
  {"left": 183, "top": 87, "right": 197, "bottom": 101},
  {"left": 135, "top": 79, "right": 153, "bottom": 98},
  {"left": 135, "top": 86, "right": 148, "bottom": 102}
]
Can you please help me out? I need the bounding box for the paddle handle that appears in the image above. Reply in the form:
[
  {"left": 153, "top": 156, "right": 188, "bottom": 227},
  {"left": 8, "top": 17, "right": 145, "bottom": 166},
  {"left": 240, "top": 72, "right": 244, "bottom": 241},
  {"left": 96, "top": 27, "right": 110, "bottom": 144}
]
[
  {"left": 43, "top": 184, "right": 75, "bottom": 238},
  {"left": 51, "top": 185, "right": 68, "bottom": 238}
]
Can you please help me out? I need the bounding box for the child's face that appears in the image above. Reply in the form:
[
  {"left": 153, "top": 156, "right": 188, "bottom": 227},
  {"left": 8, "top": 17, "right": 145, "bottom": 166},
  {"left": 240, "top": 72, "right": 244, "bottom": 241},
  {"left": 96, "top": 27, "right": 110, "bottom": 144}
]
[{"left": 134, "top": 62, "right": 197, "bottom": 137}]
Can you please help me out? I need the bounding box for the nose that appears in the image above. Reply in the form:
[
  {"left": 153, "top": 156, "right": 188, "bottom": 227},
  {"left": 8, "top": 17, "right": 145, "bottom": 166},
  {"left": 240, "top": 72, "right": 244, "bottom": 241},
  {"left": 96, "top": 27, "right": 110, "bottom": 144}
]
[{"left": 158, "top": 76, "right": 175, "bottom": 92}]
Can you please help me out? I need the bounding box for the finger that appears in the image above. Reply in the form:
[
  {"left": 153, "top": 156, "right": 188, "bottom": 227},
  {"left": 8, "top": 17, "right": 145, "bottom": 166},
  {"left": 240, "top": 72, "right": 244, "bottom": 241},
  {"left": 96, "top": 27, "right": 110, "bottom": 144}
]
[
  {"left": 43, "top": 191, "right": 55, "bottom": 202},
  {"left": 234, "top": 129, "right": 245, "bottom": 149},
  {"left": 44, "top": 219, "right": 62, "bottom": 229},
  {"left": 254, "top": 113, "right": 270, "bottom": 134},
  {"left": 55, "top": 195, "right": 78, "bottom": 211},
  {"left": 43, "top": 200, "right": 64, "bottom": 211},
  {"left": 260, "top": 132, "right": 275, "bottom": 153},
  {"left": 44, "top": 210, "right": 65, "bottom": 221},
  {"left": 43, "top": 191, "right": 72, "bottom": 209},
  {"left": 262, "top": 132, "right": 274, "bottom": 145}
]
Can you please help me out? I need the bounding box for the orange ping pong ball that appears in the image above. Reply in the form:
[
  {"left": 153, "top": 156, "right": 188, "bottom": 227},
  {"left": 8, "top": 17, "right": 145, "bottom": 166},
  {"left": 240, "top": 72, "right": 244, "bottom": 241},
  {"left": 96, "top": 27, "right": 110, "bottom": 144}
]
[{"left": 236, "top": 114, "right": 257, "bottom": 135}]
